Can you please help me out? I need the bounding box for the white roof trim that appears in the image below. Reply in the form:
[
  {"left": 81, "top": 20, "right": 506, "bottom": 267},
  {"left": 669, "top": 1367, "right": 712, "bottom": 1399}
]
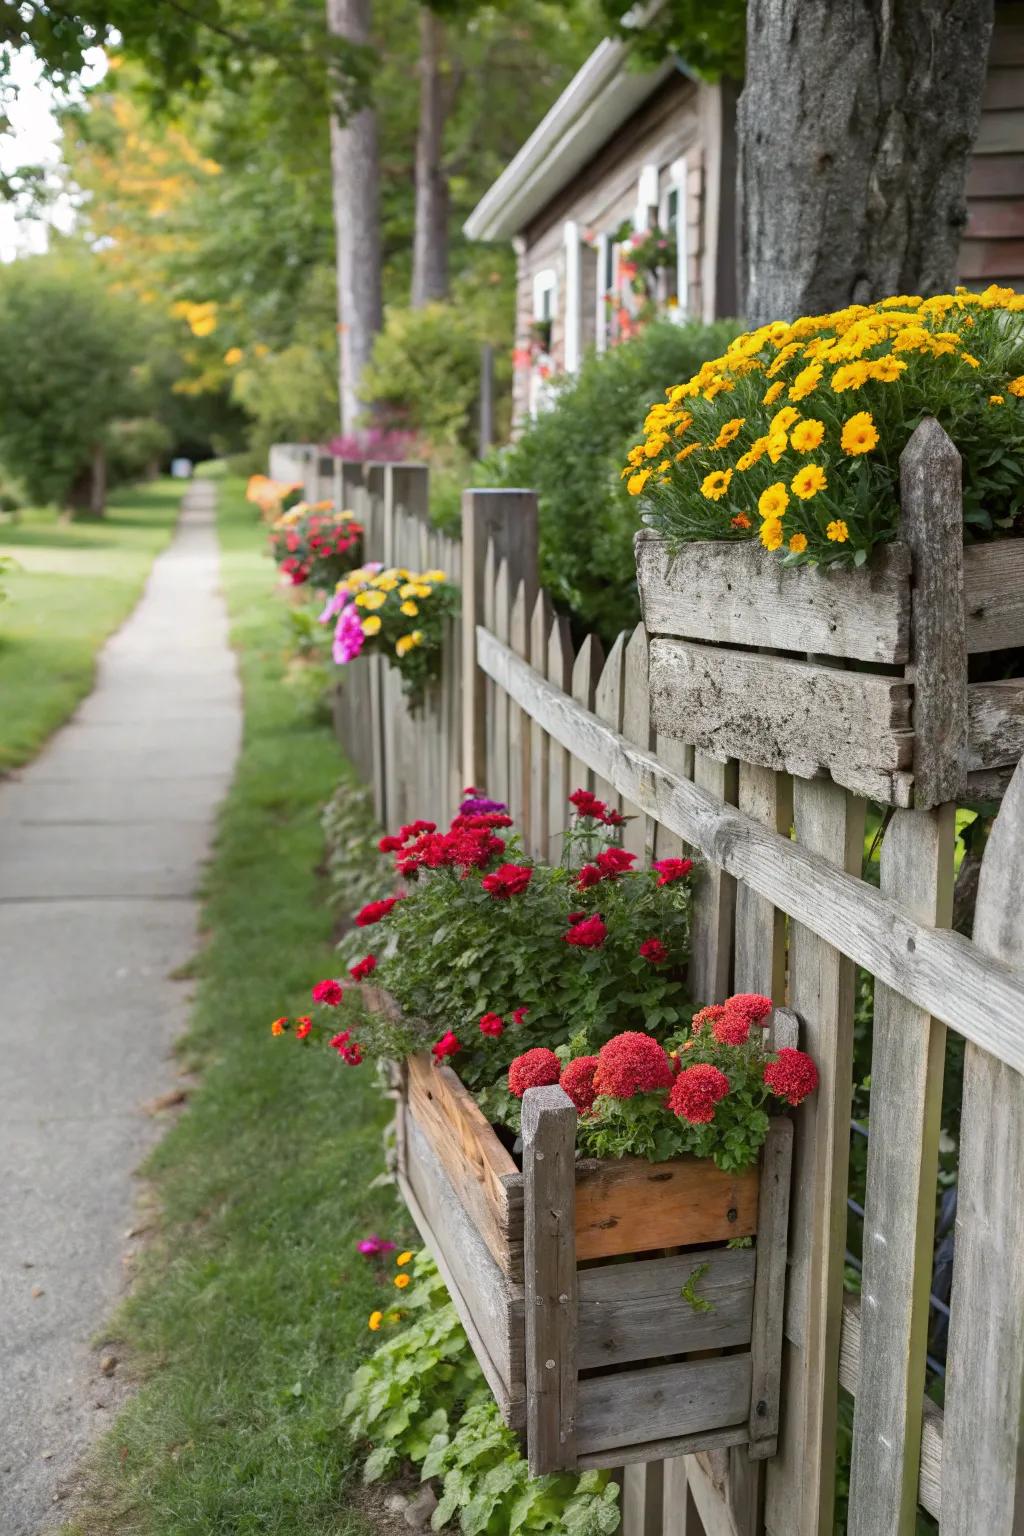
[{"left": 464, "top": 38, "right": 677, "bottom": 242}]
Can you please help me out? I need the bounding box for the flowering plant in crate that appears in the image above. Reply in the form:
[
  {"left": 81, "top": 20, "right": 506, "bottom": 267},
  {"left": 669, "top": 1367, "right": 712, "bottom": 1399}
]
[
  {"left": 268, "top": 788, "right": 695, "bottom": 1132},
  {"left": 625, "top": 283, "right": 1024, "bottom": 568},
  {"left": 268, "top": 501, "right": 364, "bottom": 588},
  {"left": 319, "top": 563, "right": 458, "bottom": 704}
]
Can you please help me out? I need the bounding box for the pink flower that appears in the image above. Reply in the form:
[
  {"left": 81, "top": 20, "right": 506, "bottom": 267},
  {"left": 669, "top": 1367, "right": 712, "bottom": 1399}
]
[
  {"left": 479, "top": 1012, "right": 504, "bottom": 1037},
  {"left": 331, "top": 602, "right": 366, "bottom": 666},
  {"left": 312, "top": 978, "right": 343, "bottom": 1007},
  {"left": 432, "top": 1030, "right": 460, "bottom": 1062},
  {"left": 565, "top": 914, "right": 607, "bottom": 948},
  {"left": 357, "top": 1234, "right": 397, "bottom": 1257}
]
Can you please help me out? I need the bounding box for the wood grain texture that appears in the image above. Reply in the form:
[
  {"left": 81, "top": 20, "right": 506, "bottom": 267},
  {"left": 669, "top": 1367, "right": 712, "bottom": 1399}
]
[
  {"left": 899, "top": 419, "right": 967, "bottom": 809},
  {"left": 475, "top": 625, "right": 1024, "bottom": 1075},
  {"left": 577, "top": 1356, "right": 751, "bottom": 1457},
  {"left": 653, "top": 733, "right": 694, "bottom": 862},
  {"left": 663, "top": 1456, "right": 702, "bottom": 1536},
  {"left": 509, "top": 580, "right": 531, "bottom": 843},
  {"left": 574, "top": 1155, "right": 759, "bottom": 1260},
  {"left": 848, "top": 807, "right": 953, "bottom": 1536},
  {"left": 691, "top": 754, "right": 737, "bottom": 1005},
  {"left": 965, "top": 677, "right": 1024, "bottom": 772},
  {"left": 546, "top": 611, "right": 574, "bottom": 860},
  {"left": 522, "top": 1085, "right": 578, "bottom": 1475},
  {"left": 593, "top": 631, "right": 626, "bottom": 815},
  {"left": 570, "top": 634, "right": 604, "bottom": 801},
  {"left": 748, "top": 1118, "right": 793, "bottom": 1452},
  {"left": 492, "top": 558, "right": 511, "bottom": 806},
  {"left": 635, "top": 530, "right": 911, "bottom": 664},
  {"left": 943, "top": 758, "right": 1024, "bottom": 1535},
  {"left": 529, "top": 590, "right": 555, "bottom": 861},
  {"left": 405, "top": 1053, "right": 522, "bottom": 1280},
  {"left": 734, "top": 763, "right": 791, "bottom": 1001},
  {"left": 577, "top": 1247, "right": 755, "bottom": 1368},
  {"left": 622, "top": 624, "right": 655, "bottom": 860},
  {"left": 578, "top": 1424, "right": 750, "bottom": 1474},
  {"left": 649, "top": 637, "right": 914, "bottom": 806},
  {"left": 963, "top": 538, "right": 1024, "bottom": 653},
  {"left": 622, "top": 1461, "right": 666, "bottom": 1536},
  {"left": 402, "top": 1114, "right": 525, "bottom": 1428}
]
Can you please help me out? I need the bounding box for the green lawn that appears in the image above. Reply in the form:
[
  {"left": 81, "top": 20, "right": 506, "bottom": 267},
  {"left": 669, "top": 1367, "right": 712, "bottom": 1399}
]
[
  {"left": 0, "top": 481, "right": 183, "bottom": 771},
  {"left": 64, "top": 477, "right": 405, "bottom": 1535}
]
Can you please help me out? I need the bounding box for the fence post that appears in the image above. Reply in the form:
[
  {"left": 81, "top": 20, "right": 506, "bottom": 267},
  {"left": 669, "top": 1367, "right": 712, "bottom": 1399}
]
[
  {"left": 336, "top": 458, "right": 364, "bottom": 506},
  {"left": 461, "top": 489, "right": 538, "bottom": 790}
]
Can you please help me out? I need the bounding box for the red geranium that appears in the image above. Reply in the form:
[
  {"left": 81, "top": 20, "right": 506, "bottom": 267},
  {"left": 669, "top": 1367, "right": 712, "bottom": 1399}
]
[
  {"left": 356, "top": 896, "right": 402, "bottom": 926},
  {"left": 481, "top": 862, "right": 533, "bottom": 898},
  {"left": 593, "top": 1031, "right": 674, "bottom": 1099},
  {"left": 652, "top": 857, "right": 693, "bottom": 885},
  {"left": 295, "top": 1016, "right": 313, "bottom": 1041},
  {"left": 508, "top": 1047, "right": 561, "bottom": 1098},
  {"left": 691, "top": 1004, "right": 727, "bottom": 1035},
  {"left": 569, "top": 788, "right": 607, "bottom": 819},
  {"left": 378, "top": 834, "right": 405, "bottom": 852},
  {"left": 560, "top": 1055, "right": 599, "bottom": 1113},
  {"left": 712, "top": 1010, "right": 752, "bottom": 1045},
  {"left": 511, "top": 1006, "right": 529, "bottom": 1026},
  {"left": 577, "top": 864, "right": 603, "bottom": 890},
  {"left": 432, "top": 1030, "right": 460, "bottom": 1062},
  {"left": 764, "top": 1048, "right": 818, "bottom": 1105},
  {"left": 479, "top": 1011, "right": 504, "bottom": 1037},
  {"left": 349, "top": 955, "right": 377, "bottom": 982},
  {"left": 312, "top": 978, "right": 343, "bottom": 1006},
  {"left": 401, "top": 820, "right": 436, "bottom": 839},
  {"left": 565, "top": 914, "right": 607, "bottom": 948},
  {"left": 596, "top": 847, "right": 636, "bottom": 878},
  {"left": 330, "top": 1029, "right": 364, "bottom": 1065},
  {"left": 726, "top": 993, "right": 774, "bottom": 1028},
  {"left": 669, "top": 1064, "right": 730, "bottom": 1123},
  {"left": 639, "top": 937, "right": 668, "bottom": 965}
]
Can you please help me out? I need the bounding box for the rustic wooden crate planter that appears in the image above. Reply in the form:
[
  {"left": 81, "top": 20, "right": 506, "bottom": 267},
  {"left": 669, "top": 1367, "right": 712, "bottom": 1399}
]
[
  {"left": 636, "top": 419, "right": 1024, "bottom": 809},
  {"left": 394, "top": 1051, "right": 793, "bottom": 1475}
]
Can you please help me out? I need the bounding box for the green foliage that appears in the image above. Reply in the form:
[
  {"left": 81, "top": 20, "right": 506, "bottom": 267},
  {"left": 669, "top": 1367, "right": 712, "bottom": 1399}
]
[
  {"left": 477, "top": 319, "right": 740, "bottom": 642},
  {"left": 321, "top": 779, "right": 389, "bottom": 926},
  {"left": 0, "top": 250, "right": 148, "bottom": 507},
  {"left": 105, "top": 417, "right": 173, "bottom": 483},
  {"left": 597, "top": 0, "right": 746, "bottom": 80},
  {"left": 680, "top": 1263, "right": 713, "bottom": 1314}
]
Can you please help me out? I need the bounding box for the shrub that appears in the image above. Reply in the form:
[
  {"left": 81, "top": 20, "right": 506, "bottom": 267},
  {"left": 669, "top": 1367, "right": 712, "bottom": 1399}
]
[
  {"left": 476, "top": 319, "right": 740, "bottom": 642},
  {"left": 362, "top": 303, "right": 487, "bottom": 456},
  {"left": 105, "top": 416, "right": 173, "bottom": 483}
]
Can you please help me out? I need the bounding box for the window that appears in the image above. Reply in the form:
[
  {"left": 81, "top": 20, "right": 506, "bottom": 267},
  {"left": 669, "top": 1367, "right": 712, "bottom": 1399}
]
[
  {"left": 660, "top": 157, "right": 689, "bottom": 317},
  {"left": 530, "top": 267, "right": 557, "bottom": 416}
]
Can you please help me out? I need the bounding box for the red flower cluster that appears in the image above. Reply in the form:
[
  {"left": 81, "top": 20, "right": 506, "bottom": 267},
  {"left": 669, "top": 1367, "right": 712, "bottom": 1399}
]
[
  {"left": 763, "top": 1047, "right": 818, "bottom": 1105},
  {"left": 652, "top": 857, "right": 694, "bottom": 885},
  {"left": 269, "top": 510, "right": 363, "bottom": 586},
  {"left": 479, "top": 1012, "right": 504, "bottom": 1037},
  {"left": 569, "top": 788, "right": 625, "bottom": 826},
  {"left": 694, "top": 992, "right": 774, "bottom": 1045},
  {"left": 564, "top": 914, "right": 607, "bottom": 948},
  {"left": 511, "top": 1005, "right": 528, "bottom": 1026},
  {"left": 356, "top": 896, "right": 402, "bottom": 927},
  {"left": 450, "top": 811, "right": 514, "bottom": 832},
  {"left": 560, "top": 1055, "right": 599, "bottom": 1113},
  {"left": 481, "top": 862, "right": 533, "bottom": 898},
  {"left": 577, "top": 847, "right": 637, "bottom": 889},
  {"left": 295, "top": 1016, "right": 313, "bottom": 1041},
  {"left": 349, "top": 954, "right": 377, "bottom": 982},
  {"left": 432, "top": 1030, "right": 460, "bottom": 1062},
  {"left": 691, "top": 1004, "right": 726, "bottom": 1035},
  {"left": 312, "top": 978, "right": 343, "bottom": 1006},
  {"left": 379, "top": 820, "right": 436, "bottom": 854},
  {"left": 397, "top": 826, "right": 505, "bottom": 877},
  {"left": 330, "top": 1029, "right": 364, "bottom": 1065},
  {"left": 725, "top": 993, "right": 773, "bottom": 1029},
  {"left": 639, "top": 937, "right": 668, "bottom": 965},
  {"left": 669, "top": 1064, "right": 730, "bottom": 1124},
  {"left": 593, "top": 1031, "right": 674, "bottom": 1099},
  {"left": 508, "top": 1047, "right": 561, "bottom": 1098}
]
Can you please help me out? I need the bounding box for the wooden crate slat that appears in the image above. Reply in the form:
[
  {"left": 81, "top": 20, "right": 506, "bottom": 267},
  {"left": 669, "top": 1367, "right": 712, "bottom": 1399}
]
[
  {"left": 405, "top": 1054, "right": 522, "bottom": 1280},
  {"left": 577, "top": 1247, "right": 756, "bottom": 1369},
  {"left": 580, "top": 1424, "right": 750, "bottom": 1475},
  {"left": 648, "top": 637, "right": 914, "bottom": 806},
  {"left": 576, "top": 1356, "right": 751, "bottom": 1457},
  {"left": 475, "top": 624, "right": 1024, "bottom": 1076},
  {"left": 403, "top": 1113, "right": 525, "bottom": 1426},
  {"left": 966, "top": 676, "right": 1024, "bottom": 770},
  {"left": 574, "top": 1155, "right": 758, "bottom": 1260},
  {"left": 636, "top": 532, "right": 912, "bottom": 665}
]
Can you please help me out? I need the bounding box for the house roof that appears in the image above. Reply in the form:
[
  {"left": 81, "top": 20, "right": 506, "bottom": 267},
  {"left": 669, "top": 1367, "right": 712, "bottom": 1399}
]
[{"left": 463, "top": 38, "right": 678, "bottom": 243}]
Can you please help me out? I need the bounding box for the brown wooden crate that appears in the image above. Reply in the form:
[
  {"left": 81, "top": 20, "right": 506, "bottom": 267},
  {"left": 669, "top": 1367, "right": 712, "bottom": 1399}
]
[{"left": 574, "top": 1154, "right": 759, "bottom": 1260}]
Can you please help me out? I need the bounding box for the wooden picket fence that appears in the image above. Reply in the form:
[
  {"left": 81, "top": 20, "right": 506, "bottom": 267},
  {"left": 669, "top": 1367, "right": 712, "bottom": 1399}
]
[{"left": 299, "top": 445, "right": 1024, "bottom": 1536}]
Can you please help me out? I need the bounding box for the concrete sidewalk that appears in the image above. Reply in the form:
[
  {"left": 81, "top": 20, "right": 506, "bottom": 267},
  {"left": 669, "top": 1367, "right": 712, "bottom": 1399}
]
[{"left": 0, "top": 481, "right": 242, "bottom": 1534}]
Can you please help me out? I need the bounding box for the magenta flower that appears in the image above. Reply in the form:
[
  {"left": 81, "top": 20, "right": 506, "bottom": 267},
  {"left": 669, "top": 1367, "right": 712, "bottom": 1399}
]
[
  {"left": 357, "top": 1235, "right": 397, "bottom": 1257},
  {"left": 332, "top": 602, "right": 366, "bottom": 665}
]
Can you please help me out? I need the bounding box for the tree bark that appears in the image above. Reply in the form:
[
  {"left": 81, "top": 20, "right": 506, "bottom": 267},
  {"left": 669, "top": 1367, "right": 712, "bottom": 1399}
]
[
  {"left": 412, "top": 6, "right": 450, "bottom": 307},
  {"left": 326, "top": 0, "right": 384, "bottom": 432},
  {"left": 737, "top": 0, "right": 994, "bottom": 326}
]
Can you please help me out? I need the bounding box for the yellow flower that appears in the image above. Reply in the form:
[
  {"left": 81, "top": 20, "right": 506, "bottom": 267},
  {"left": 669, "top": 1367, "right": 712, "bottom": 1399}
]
[
  {"left": 655, "top": 460, "right": 670, "bottom": 473},
  {"left": 760, "top": 518, "right": 785, "bottom": 551},
  {"left": 394, "top": 1272, "right": 411, "bottom": 1289},
  {"left": 840, "top": 411, "right": 879, "bottom": 455},
  {"left": 410, "top": 584, "right": 432, "bottom": 598},
  {"left": 422, "top": 570, "right": 446, "bottom": 583},
  {"left": 395, "top": 631, "right": 424, "bottom": 658},
  {"left": 790, "top": 419, "right": 825, "bottom": 452},
  {"left": 375, "top": 577, "right": 400, "bottom": 592},
  {"left": 791, "top": 464, "right": 827, "bottom": 500},
  {"left": 763, "top": 380, "right": 785, "bottom": 406},
  {"left": 789, "top": 362, "right": 823, "bottom": 401},
  {"left": 758, "top": 482, "right": 790, "bottom": 520},
  {"left": 396, "top": 1250, "right": 413, "bottom": 1266},
  {"left": 826, "top": 520, "right": 850, "bottom": 543},
  {"left": 700, "top": 469, "right": 733, "bottom": 501},
  {"left": 831, "top": 361, "right": 869, "bottom": 391},
  {"left": 1009, "top": 376, "right": 1024, "bottom": 398},
  {"left": 675, "top": 442, "right": 701, "bottom": 462},
  {"left": 990, "top": 394, "right": 1005, "bottom": 406},
  {"left": 627, "top": 469, "right": 652, "bottom": 496},
  {"left": 714, "top": 417, "right": 745, "bottom": 448},
  {"left": 361, "top": 615, "right": 382, "bottom": 636},
  {"left": 355, "top": 589, "right": 387, "bottom": 610},
  {"left": 766, "top": 341, "right": 802, "bottom": 377},
  {"left": 767, "top": 432, "right": 788, "bottom": 465},
  {"left": 736, "top": 451, "right": 757, "bottom": 472},
  {"left": 400, "top": 600, "right": 419, "bottom": 617},
  {"left": 368, "top": 1311, "right": 383, "bottom": 1331},
  {"left": 868, "top": 355, "right": 906, "bottom": 383},
  {"left": 703, "top": 377, "right": 733, "bottom": 399},
  {"left": 789, "top": 533, "right": 808, "bottom": 553},
  {"left": 644, "top": 434, "right": 668, "bottom": 458},
  {"left": 223, "top": 346, "right": 243, "bottom": 366},
  {"left": 770, "top": 406, "right": 800, "bottom": 435}
]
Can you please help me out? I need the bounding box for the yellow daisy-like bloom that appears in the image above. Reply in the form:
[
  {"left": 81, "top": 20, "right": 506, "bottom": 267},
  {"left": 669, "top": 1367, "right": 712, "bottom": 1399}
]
[
  {"left": 396, "top": 1250, "right": 413, "bottom": 1266},
  {"left": 826, "top": 520, "right": 850, "bottom": 543},
  {"left": 790, "top": 419, "right": 825, "bottom": 452},
  {"left": 735, "top": 451, "right": 757, "bottom": 472},
  {"left": 770, "top": 406, "right": 800, "bottom": 435},
  {"left": 760, "top": 518, "right": 785, "bottom": 551},
  {"left": 362, "top": 615, "right": 382, "bottom": 637},
  {"left": 394, "top": 1272, "right": 411, "bottom": 1290},
  {"left": 791, "top": 464, "right": 827, "bottom": 500},
  {"left": 423, "top": 571, "right": 446, "bottom": 584},
  {"left": 990, "top": 394, "right": 1005, "bottom": 405},
  {"left": 627, "top": 469, "right": 652, "bottom": 496},
  {"left": 1009, "top": 376, "right": 1024, "bottom": 397},
  {"left": 758, "top": 482, "right": 790, "bottom": 520},
  {"left": 675, "top": 442, "right": 701, "bottom": 462},
  {"left": 355, "top": 589, "right": 387, "bottom": 610},
  {"left": 375, "top": 577, "right": 400, "bottom": 592},
  {"left": 840, "top": 411, "right": 879, "bottom": 455},
  {"left": 626, "top": 445, "right": 644, "bottom": 467},
  {"left": 789, "top": 362, "right": 823, "bottom": 401},
  {"left": 766, "top": 341, "right": 802, "bottom": 377},
  {"left": 767, "top": 432, "right": 788, "bottom": 465},
  {"left": 400, "top": 601, "right": 419, "bottom": 618},
  {"left": 700, "top": 469, "right": 733, "bottom": 501},
  {"left": 656, "top": 460, "right": 670, "bottom": 473},
  {"left": 644, "top": 435, "right": 668, "bottom": 458},
  {"left": 395, "top": 630, "right": 424, "bottom": 658},
  {"left": 868, "top": 355, "right": 906, "bottom": 383},
  {"left": 368, "top": 1311, "right": 383, "bottom": 1331},
  {"left": 831, "top": 361, "right": 869, "bottom": 391},
  {"left": 763, "top": 380, "right": 785, "bottom": 406},
  {"left": 714, "top": 417, "right": 745, "bottom": 448},
  {"left": 703, "top": 377, "right": 733, "bottom": 400},
  {"left": 789, "top": 533, "right": 808, "bottom": 553}
]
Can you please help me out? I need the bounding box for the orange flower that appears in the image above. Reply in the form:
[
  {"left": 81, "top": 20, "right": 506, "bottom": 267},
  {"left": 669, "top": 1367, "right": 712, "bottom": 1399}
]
[
  {"left": 394, "top": 1272, "right": 411, "bottom": 1290},
  {"left": 271, "top": 1017, "right": 288, "bottom": 1036},
  {"left": 731, "top": 513, "right": 752, "bottom": 529}
]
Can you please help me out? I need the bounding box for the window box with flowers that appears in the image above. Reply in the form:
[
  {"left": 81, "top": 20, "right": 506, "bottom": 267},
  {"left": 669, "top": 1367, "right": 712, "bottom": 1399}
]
[
  {"left": 270, "top": 793, "right": 812, "bottom": 1472},
  {"left": 267, "top": 499, "right": 364, "bottom": 590},
  {"left": 319, "top": 562, "right": 459, "bottom": 706},
  {"left": 628, "top": 286, "right": 1024, "bottom": 809}
]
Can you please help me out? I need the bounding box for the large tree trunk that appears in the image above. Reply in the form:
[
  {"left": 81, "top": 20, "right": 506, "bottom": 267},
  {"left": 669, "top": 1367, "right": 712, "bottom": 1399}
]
[
  {"left": 326, "top": 0, "right": 384, "bottom": 431},
  {"left": 737, "top": 0, "right": 994, "bottom": 326},
  {"left": 411, "top": 6, "right": 450, "bottom": 307}
]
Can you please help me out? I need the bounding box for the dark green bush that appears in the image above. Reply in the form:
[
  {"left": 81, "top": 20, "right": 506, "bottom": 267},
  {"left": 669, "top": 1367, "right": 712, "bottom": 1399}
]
[{"left": 476, "top": 319, "right": 740, "bottom": 643}]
